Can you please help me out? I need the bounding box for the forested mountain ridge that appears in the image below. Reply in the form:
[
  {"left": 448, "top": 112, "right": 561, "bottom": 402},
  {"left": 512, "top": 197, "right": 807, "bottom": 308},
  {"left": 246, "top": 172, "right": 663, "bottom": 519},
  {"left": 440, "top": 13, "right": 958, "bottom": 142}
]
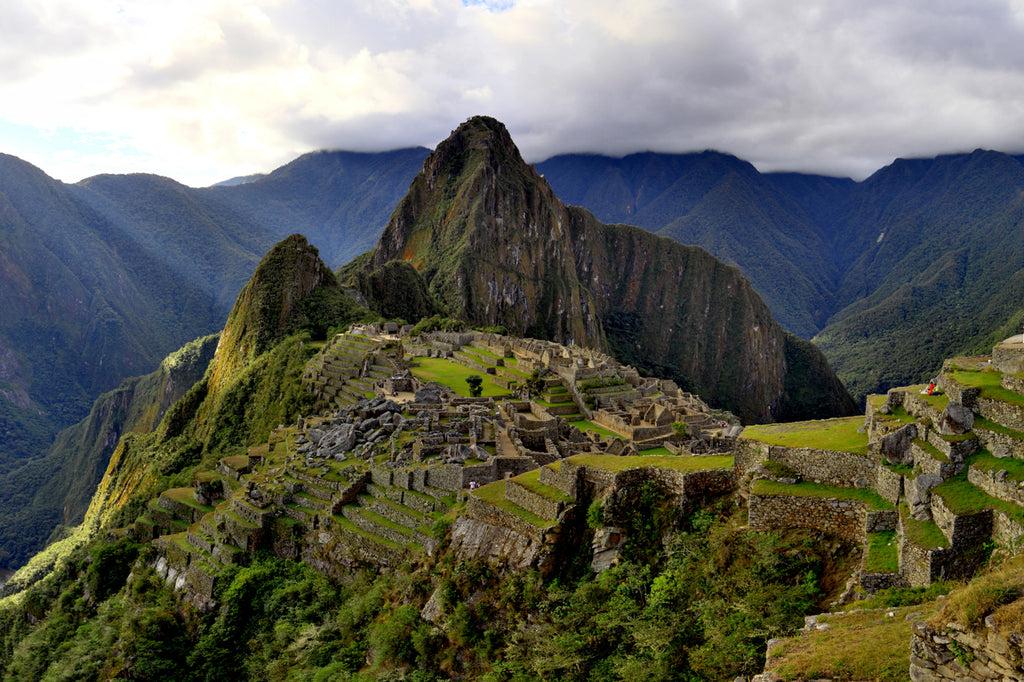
[{"left": 350, "top": 116, "right": 856, "bottom": 423}]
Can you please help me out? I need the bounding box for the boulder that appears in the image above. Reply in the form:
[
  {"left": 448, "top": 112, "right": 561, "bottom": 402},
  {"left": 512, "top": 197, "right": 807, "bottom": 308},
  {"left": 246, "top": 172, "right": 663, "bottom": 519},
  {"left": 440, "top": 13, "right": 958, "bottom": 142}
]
[
  {"left": 879, "top": 423, "right": 917, "bottom": 466},
  {"left": 937, "top": 403, "right": 974, "bottom": 436},
  {"left": 908, "top": 474, "right": 943, "bottom": 521}
]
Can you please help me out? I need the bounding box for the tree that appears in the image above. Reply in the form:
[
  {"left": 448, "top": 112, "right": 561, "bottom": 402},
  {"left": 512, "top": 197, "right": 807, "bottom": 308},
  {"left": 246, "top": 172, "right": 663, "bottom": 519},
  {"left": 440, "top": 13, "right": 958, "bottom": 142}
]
[
  {"left": 671, "top": 421, "right": 689, "bottom": 441},
  {"left": 466, "top": 375, "right": 483, "bottom": 397}
]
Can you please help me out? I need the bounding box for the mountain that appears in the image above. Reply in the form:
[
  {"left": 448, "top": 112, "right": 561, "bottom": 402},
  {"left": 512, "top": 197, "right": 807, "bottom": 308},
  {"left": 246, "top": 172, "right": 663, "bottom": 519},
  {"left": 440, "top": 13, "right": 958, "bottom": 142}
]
[
  {"left": 350, "top": 116, "right": 856, "bottom": 423},
  {"left": 0, "top": 151, "right": 423, "bottom": 569},
  {"left": 536, "top": 152, "right": 846, "bottom": 338},
  {"left": 811, "top": 150, "right": 1024, "bottom": 398},
  {"left": 200, "top": 148, "right": 430, "bottom": 267}
]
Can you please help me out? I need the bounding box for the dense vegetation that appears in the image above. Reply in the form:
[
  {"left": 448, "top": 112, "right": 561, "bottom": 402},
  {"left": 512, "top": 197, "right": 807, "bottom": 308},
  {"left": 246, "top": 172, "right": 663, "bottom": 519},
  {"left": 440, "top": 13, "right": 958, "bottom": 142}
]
[{"left": 0, "top": 490, "right": 845, "bottom": 681}]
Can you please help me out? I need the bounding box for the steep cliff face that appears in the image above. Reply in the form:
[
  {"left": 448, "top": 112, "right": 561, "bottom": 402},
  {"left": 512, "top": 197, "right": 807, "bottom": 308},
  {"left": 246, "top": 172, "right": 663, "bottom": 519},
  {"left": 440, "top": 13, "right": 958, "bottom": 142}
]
[
  {"left": 372, "top": 116, "right": 604, "bottom": 347},
  {"left": 354, "top": 116, "right": 856, "bottom": 422}
]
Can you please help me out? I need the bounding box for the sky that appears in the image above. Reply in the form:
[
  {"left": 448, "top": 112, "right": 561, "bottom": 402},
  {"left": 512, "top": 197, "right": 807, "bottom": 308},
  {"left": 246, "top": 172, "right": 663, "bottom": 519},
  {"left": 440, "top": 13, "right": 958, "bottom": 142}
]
[{"left": 4, "top": 0, "right": 1024, "bottom": 187}]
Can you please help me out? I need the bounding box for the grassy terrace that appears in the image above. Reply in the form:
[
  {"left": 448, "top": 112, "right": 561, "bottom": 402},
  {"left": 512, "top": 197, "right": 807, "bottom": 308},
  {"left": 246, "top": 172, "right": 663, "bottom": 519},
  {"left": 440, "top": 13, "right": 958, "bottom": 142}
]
[
  {"left": 567, "top": 453, "right": 733, "bottom": 472},
  {"left": 740, "top": 416, "right": 869, "bottom": 455},
  {"left": 751, "top": 480, "right": 894, "bottom": 510},
  {"left": 409, "top": 356, "right": 510, "bottom": 397},
  {"left": 948, "top": 367, "right": 1024, "bottom": 407},
  {"left": 974, "top": 414, "right": 1024, "bottom": 439},
  {"left": 969, "top": 449, "right": 1024, "bottom": 482},
  {"left": 472, "top": 481, "right": 556, "bottom": 528},
  {"left": 513, "top": 469, "right": 572, "bottom": 503},
  {"left": 864, "top": 530, "right": 898, "bottom": 573},
  {"left": 914, "top": 438, "right": 948, "bottom": 462},
  {"left": 933, "top": 474, "right": 1024, "bottom": 523},
  {"left": 899, "top": 505, "right": 950, "bottom": 549},
  {"left": 569, "top": 419, "right": 625, "bottom": 439},
  {"left": 771, "top": 602, "right": 942, "bottom": 682}
]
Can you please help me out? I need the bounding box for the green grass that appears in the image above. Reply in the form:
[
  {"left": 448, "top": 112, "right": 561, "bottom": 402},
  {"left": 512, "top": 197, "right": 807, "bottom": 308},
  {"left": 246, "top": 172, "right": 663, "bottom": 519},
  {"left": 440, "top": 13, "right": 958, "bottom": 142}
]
[
  {"left": 567, "top": 453, "right": 734, "bottom": 473},
  {"left": 948, "top": 368, "right": 1024, "bottom": 407},
  {"left": 914, "top": 438, "right": 948, "bottom": 463},
  {"left": 899, "top": 505, "right": 950, "bottom": 549},
  {"left": 409, "top": 357, "right": 509, "bottom": 397},
  {"left": 968, "top": 449, "right": 1024, "bottom": 482},
  {"left": 771, "top": 602, "right": 941, "bottom": 682},
  {"left": 740, "top": 416, "right": 869, "bottom": 455},
  {"left": 569, "top": 420, "right": 624, "bottom": 439},
  {"left": 933, "top": 474, "right": 1024, "bottom": 523},
  {"left": 750, "top": 479, "right": 894, "bottom": 510},
  {"left": 865, "top": 531, "right": 899, "bottom": 573},
  {"left": 512, "top": 469, "right": 572, "bottom": 503},
  {"left": 973, "top": 415, "right": 1024, "bottom": 439},
  {"left": 472, "top": 481, "right": 556, "bottom": 528},
  {"left": 637, "top": 446, "right": 675, "bottom": 456}
]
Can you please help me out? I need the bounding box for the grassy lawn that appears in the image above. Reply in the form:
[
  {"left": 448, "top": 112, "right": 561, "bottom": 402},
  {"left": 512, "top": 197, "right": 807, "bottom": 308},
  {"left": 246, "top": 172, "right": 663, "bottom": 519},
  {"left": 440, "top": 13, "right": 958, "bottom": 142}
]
[
  {"left": 899, "top": 505, "right": 950, "bottom": 549},
  {"left": 771, "top": 602, "right": 941, "bottom": 682},
  {"left": 741, "top": 416, "right": 869, "bottom": 455},
  {"left": 409, "top": 357, "right": 510, "bottom": 397},
  {"left": 933, "top": 474, "right": 1024, "bottom": 523},
  {"left": 570, "top": 419, "right": 625, "bottom": 439},
  {"left": 864, "top": 531, "right": 898, "bottom": 573},
  {"left": 637, "top": 446, "right": 675, "bottom": 456},
  {"left": 751, "top": 479, "right": 894, "bottom": 510},
  {"left": 472, "top": 481, "right": 556, "bottom": 528},
  {"left": 948, "top": 368, "right": 1024, "bottom": 407},
  {"left": 567, "top": 453, "right": 733, "bottom": 473}
]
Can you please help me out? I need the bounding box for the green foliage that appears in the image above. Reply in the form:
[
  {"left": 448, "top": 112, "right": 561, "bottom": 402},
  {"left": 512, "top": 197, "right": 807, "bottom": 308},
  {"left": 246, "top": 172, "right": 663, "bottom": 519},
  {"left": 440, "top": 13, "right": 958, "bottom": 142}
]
[
  {"left": 410, "top": 315, "right": 465, "bottom": 336},
  {"left": 465, "top": 375, "right": 483, "bottom": 397},
  {"left": 586, "top": 499, "right": 604, "bottom": 529},
  {"left": 670, "top": 421, "right": 688, "bottom": 439}
]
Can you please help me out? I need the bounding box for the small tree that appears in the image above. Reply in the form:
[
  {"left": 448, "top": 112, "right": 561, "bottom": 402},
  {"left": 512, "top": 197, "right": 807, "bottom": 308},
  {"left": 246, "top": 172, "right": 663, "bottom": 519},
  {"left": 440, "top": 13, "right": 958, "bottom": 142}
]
[
  {"left": 523, "top": 369, "right": 544, "bottom": 399},
  {"left": 671, "top": 421, "right": 689, "bottom": 441},
  {"left": 466, "top": 375, "right": 483, "bottom": 397}
]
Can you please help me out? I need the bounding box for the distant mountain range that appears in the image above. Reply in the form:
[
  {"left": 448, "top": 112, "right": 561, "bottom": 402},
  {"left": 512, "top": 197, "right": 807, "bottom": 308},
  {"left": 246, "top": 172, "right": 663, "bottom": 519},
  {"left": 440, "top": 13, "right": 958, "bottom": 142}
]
[{"left": 3, "top": 118, "right": 1024, "bottom": 566}]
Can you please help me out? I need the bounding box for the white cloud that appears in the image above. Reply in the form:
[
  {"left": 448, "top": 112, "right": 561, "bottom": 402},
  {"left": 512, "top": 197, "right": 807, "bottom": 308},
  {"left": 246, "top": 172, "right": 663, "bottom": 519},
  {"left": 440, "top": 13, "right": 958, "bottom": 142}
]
[{"left": 3, "top": 0, "right": 1024, "bottom": 185}]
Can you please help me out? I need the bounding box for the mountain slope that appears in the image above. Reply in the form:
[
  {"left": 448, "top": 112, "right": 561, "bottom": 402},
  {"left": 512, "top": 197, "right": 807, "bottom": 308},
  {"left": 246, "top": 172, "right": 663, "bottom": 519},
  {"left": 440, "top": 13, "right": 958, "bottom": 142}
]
[
  {"left": 813, "top": 150, "right": 1024, "bottom": 398},
  {"left": 353, "top": 116, "right": 856, "bottom": 422},
  {"left": 537, "top": 152, "right": 841, "bottom": 337},
  {"left": 201, "top": 147, "right": 429, "bottom": 267}
]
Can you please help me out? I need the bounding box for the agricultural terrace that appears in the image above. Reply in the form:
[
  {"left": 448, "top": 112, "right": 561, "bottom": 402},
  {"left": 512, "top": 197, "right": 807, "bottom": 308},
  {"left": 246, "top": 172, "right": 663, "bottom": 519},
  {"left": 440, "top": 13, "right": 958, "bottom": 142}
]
[{"left": 740, "top": 416, "right": 869, "bottom": 455}]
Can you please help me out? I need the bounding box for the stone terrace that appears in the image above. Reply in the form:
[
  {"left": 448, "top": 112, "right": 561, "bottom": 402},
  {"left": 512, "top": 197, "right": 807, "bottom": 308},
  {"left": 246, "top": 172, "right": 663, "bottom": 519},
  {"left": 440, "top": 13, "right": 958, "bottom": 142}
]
[{"left": 739, "top": 335, "right": 1024, "bottom": 595}]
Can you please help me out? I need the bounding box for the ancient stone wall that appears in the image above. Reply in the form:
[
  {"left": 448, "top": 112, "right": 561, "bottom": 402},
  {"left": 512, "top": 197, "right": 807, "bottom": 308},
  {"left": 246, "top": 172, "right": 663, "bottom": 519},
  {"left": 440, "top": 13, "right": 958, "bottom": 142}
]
[
  {"left": 976, "top": 426, "right": 1024, "bottom": 460},
  {"left": 768, "top": 446, "right": 879, "bottom": 489},
  {"left": 464, "top": 495, "right": 545, "bottom": 544},
  {"left": 992, "top": 510, "right": 1024, "bottom": 552},
  {"left": 748, "top": 493, "right": 867, "bottom": 542},
  {"left": 910, "top": 620, "right": 1024, "bottom": 681},
  {"left": 865, "top": 509, "right": 898, "bottom": 532},
  {"left": 979, "top": 397, "right": 1024, "bottom": 433},
  {"left": 931, "top": 494, "right": 993, "bottom": 548},
  {"left": 939, "top": 375, "right": 981, "bottom": 408},
  {"left": 876, "top": 466, "right": 905, "bottom": 505},
  {"left": 968, "top": 466, "right": 1024, "bottom": 507},
  {"left": 504, "top": 480, "right": 564, "bottom": 520},
  {"left": 539, "top": 465, "right": 578, "bottom": 498},
  {"left": 898, "top": 532, "right": 937, "bottom": 588},
  {"left": 994, "top": 344, "right": 1024, "bottom": 374},
  {"left": 1002, "top": 373, "right": 1024, "bottom": 396}
]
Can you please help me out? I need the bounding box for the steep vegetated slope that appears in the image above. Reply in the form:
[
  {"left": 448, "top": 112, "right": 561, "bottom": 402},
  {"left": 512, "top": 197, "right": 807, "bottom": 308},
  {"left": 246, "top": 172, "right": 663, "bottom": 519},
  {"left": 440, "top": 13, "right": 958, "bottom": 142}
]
[
  {"left": 351, "top": 116, "right": 856, "bottom": 423},
  {"left": 0, "top": 334, "right": 218, "bottom": 568},
  {"left": 201, "top": 147, "right": 430, "bottom": 267},
  {"left": 813, "top": 150, "right": 1024, "bottom": 399},
  {"left": 0, "top": 153, "right": 227, "bottom": 467},
  {"left": 537, "top": 152, "right": 845, "bottom": 338},
  {"left": 542, "top": 148, "right": 1024, "bottom": 404}
]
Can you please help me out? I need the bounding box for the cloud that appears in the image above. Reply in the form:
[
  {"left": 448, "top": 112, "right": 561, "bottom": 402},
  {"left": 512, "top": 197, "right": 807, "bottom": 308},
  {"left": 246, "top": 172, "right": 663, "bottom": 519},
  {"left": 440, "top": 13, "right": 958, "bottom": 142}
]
[{"left": 3, "top": 0, "right": 1024, "bottom": 185}]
